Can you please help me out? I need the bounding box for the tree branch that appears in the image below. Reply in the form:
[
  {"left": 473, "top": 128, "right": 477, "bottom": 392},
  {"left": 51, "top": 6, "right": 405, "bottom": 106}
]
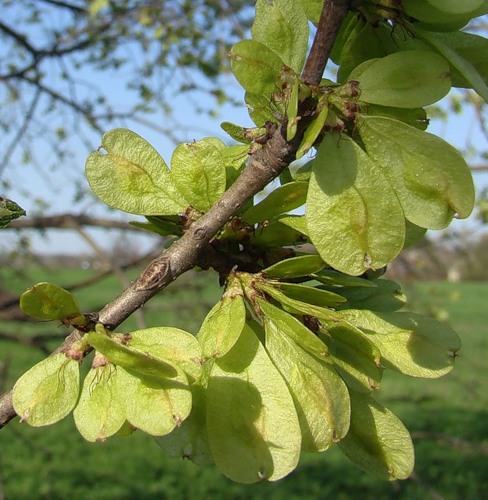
[
  {"left": 302, "top": 0, "right": 351, "bottom": 85},
  {"left": 0, "top": 0, "right": 351, "bottom": 429}
]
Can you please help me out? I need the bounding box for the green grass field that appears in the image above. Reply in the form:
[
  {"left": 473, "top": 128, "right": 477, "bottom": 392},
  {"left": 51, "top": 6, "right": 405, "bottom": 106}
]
[{"left": 1, "top": 266, "right": 487, "bottom": 499}]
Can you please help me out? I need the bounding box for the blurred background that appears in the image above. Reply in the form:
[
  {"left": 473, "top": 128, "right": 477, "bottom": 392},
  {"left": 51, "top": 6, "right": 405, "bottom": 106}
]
[{"left": 1, "top": 1, "right": 487, "bottom": 498}]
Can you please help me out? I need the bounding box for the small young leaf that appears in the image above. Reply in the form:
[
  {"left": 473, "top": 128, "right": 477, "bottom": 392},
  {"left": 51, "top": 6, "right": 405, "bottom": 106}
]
[
  {"left": 338, "top": 310, "right": 461, "bottom": 378},
  {"left": 258, "top": 286, "right": 340, "bottom": 326},
  {"left": 170, "top": 138, "right": 226, "bottom": 212},
  {"left": 242, "top": 182, "right": 308, "bottom": 225},
  {"left": 265, "top": 320, "right": 350, "bottom": 452},
  {"left": 252, "top": 0, "right": 309, "bottom": 73},
  {"left": 207, "top": 324, "right": 301, "bottom": 483},
  {"left": 312, "top": 269, "right": 377, "bottom": 288},
  {"left": 118, "top": 365, "right": 192, "bottom": 437},
  {"left": 85, "top": 128, "right": 185, "bottom": 215},
  {"left": 358, "top": 116, "right": 475, "bottom": 229},
  {"left": 286, "top": 77, "right": 300, "bottom": 141},
  {"left": 230, "top": 40, "right": 284, "bottom": 95},
  {"left": 198, "top": 278, "right": 246, "bottom": 358},
  {"left": 0, "top": 197, "right": 25, "bottom": 228},
  {"left": 73, "top": 355, "right": 126, "bottom": 442},
  {"left": 355, "top": 50, "right": 451, "bottom": 108},
  {"left": 13, "top": 353, "right": 80, "bottom": 426},
  {"left": 20, "top": 282, "right": 85, "bottom": 325},
  {"left": 306, "top": 133, "right": 405, "bottom": 276},
  {"left": 338, "top": 391, "right": 414, "bottom": 480},
  {"left": 220, "top": 122, "right": 252, "bottom": 143},
  {"left": 262, "top": 254, "right": 326, "bottom": 279},
  {"left": 257, "top": 298, "right": 332, "bottom": 361},
  {"left": 296, "top": 99, "right": 329, "bottom": 158},
  {"left": 271, "top": 281, "right": 347, "bottom": 309}
]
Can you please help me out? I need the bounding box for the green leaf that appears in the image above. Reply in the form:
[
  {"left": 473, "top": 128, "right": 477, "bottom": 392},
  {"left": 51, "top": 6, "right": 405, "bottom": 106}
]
[
  {"left": 85, "top": 128, "right": 185, "bottom": 215},
  {"left": 230, "top": 40, "right": 284, "bottom": 95},
  {"left": 427, "top": 0, "right": 485, "bottom": 14},
  {"left": 258, "top": 284, "right": 340, "bottom": 324},
  {"left": 359, "top": 104, "right": 429, "bottom": 131},
  {"left": 355, "top": 50, "right": 451, "bottom": 108},
  {"left": 128, "top": 327, "right": 203, "bottom": 382},
  {"left": 338, "top": 391, "right": 414, "bottom": 480},
  {"left": 330, "top": 12, "right": 360, "bottom": 64},
  {"left": 170, "top": 138, "right": 226, "bottom": 212},
  {"left": 278, "top": 215, "right": 309, "bottom": 237},
  {"left": 319, "top": 321, "right": 382, "bottom": 393},
  {"left": 249, "top": 220, "right": 304, "bottom": 248},
  {"left": 130, "top": 217, "right": 182, "bottom": 238},
  {"left": 265, "top": 320, "right": 350, "bottom": 452},
  {"left": 0, "top": 197, "right": 25, "bottom": 228},
  {"left": 198, "top": 278, "right": 246, "bottom": 358},
  {"left": 86, "top": 332, "right": 179, "bottom": 381},
  {"left": 270, "top": 282, "right": 347, "bottom": 309},
  {"left": 262, "top": 254, "right": 326, "bottom": 279},
  {"left": 242, "top": 182, "right": 307, "bottom": 225},
  {"left": 257, "top": 298, "right": 332, "bottom": 361},
  {"left": 20, "top": 282, "right": 85, "bottom": 325},
  {"left": 337, "top": 21, "right": 397, "bottom": 82},
  {"left": 286, "top": 77, "right": 300, "bottom": 141},
  {"left": 404, "top": 220, "right": 428, "bottom": 248},
  {"left": 306, "top": 133, "right": 405, "bottom": 276},
  {"left": 402, "top": 0, "right": 488, "bottom": 27},
  {"left": 73, "top": 355, "right": 126, "bottom": 442},
  {"left": 300, "top": 0, "right": 324, "bottom": 24},
  {"left": 335, "top": 279, "right": 406, "bottom": 312},
  {"left": 312, "top": 269, "right": 377, "bottom": 288},
  {"left": 358, "top": 116, "right": 475, "bottom": 229},
  {"left": 117, "top": 365, "right": 192, "bottom": 436},
  {"left": 252, "top": 0, "right": 309, "bottom": 73},
  {"left": 207, "top": 324, "right": 301, "bottom": 483},
  {"left": 414, "top": 28, "right": 488, "bottom": 102},
  {"left": 338, "top": 310, "right": 461, "bottom": 377},
  {"left": 155, "top": 379, "right": 214, "bottom": 465},
  {"left": 220, "top": 122, "right": 252, "bottom": 144},
  {"left": 13, "top": 353, "right": 80, "bottom": 426},
  {"left": 245, "top": 92, "right": 283, "bottom": 127},
  {"left": 296, "top": 99, "right": 329, "bottom": 158}
]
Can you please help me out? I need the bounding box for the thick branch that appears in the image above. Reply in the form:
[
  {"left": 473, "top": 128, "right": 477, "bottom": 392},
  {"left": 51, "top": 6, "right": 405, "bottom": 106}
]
[{"left": 0, "top": 1, "right": 351, "bottom": 428}]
